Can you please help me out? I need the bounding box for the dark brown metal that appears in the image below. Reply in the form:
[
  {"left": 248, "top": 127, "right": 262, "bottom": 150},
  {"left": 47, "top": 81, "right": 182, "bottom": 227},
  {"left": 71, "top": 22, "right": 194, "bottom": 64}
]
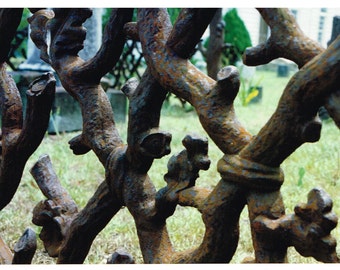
[
  {"left": 205, "top": 8, "right": 225, "bottom": 79},
  {"left": 0, "top": 9, "right": 23, "bottom": 63},
  {"left": 243, "top": 8, "right": 324, "bottom": 68},
  {"left": 12, "top": 228, "right": 37, "bottom": 264},
  {"left": 0, "top": 67, "right": 56, "bottom": 211},
  {"left": 0, "top": 7, "right": 339, "bottom": 264},
  {"left": 30, "top": 154, "right": 78, "bottom": 257},
  {"left": 0, "top": 228, "right": 37, "bottom": 264},
  {"left": 167, "top": 8, "right": 217, "bottom": 59},
  {"left": 107, "top": 249, "right": 135, "bottom": 264}
]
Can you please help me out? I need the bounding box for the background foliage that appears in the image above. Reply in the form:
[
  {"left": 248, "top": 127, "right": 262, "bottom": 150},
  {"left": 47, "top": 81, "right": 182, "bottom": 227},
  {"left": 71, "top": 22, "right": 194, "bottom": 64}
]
[{"left": 223, "top": 8, "right": 252, "bottom": 65}]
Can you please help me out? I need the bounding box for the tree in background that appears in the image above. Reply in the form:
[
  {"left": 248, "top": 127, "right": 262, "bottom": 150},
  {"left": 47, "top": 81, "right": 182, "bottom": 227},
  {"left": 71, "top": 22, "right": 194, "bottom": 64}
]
[
  {"left": 6, "top": 9, "right": 30, "bottom": 70},
  {"left": 205, "top": 9, "right": 224, "bottom": 79},
  {"left": 201, "top": 8, "right": 252, "bottom": 79},
  {"left": 223, "top": 8, "right": 252, "bottom": 66}
]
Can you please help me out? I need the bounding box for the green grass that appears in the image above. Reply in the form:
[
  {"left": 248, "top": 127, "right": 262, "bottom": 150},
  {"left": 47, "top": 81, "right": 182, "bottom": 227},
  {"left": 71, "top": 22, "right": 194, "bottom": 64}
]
[{"left": 0, "top": 69, "right": 339, "bottom": 264}]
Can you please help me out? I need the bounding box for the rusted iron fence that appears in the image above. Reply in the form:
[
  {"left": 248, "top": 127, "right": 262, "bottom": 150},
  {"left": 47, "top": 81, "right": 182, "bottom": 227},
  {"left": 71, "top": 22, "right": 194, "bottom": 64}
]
[{"left": 0, "top": 8, "right": 339, "bottom": 264}]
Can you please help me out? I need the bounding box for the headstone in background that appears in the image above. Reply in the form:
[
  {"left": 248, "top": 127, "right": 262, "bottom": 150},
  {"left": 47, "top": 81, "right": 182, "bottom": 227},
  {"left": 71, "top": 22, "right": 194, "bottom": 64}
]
[
  {"left": 107, "top": 89, "right": 127, "bottom": 123},
  {"left": 47, "top": 87, "right": 82, "bottom": 134},
  {"left": 238, "top": 64, "right": 256, "bottom": 81},
  {"left": 327, "top": 16, "right": 340, "bottom": 46},
  {"left": 20, "top": 8, "right": 103, "bottom": 70},
  {"left": 276, "top": 58, "right": 290, "bottom": 78},
  {"left": 10, "top": 8, "right": 127, "bottom": 134},
  {"left": 18, "top": 28, "right": 52, "bottom": 72},
  {"left": 48, "top": 88, "right": 127, "bottom": 134},
  {"left": 277, "top": 64, "right": 288, "bottom": 77},
  {"left": 79, "top": 8, "right": 103, "bottom": 60},
  {"left": 320, "top": 15, "right": 340, "bottom": 120},
  {"left": 47, "top": 8, "right": 107, "bottom": 134}
]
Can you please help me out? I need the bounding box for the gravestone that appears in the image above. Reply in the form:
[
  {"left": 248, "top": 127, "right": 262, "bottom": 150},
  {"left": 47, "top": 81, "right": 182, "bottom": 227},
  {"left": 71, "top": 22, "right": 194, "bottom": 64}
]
[
  {"left": 277, "top": 64, "right": 288, "bottom": 77},
  {"left": 327, "top": 16, "right": 340, "bottom": 46},
  {"left": 20, "top": 8, "right": 103, "bottom": 69},
  {"left": 10, "top": 9, "right": 127, "bottom": 134},
  {"left": 47, "top": 87, "right": 82, "bottom": 134},
  {"left": 18, "top": 27, "right": 52, "bottom": 72},
  {"left": 79, "top": 8, "right": 102, "bottom": 60},
  {"left": 48, "top": 8, "right": 106, "bottom": 134},
  {"left": 48, "top": 87, "right": 126, "bottom": 134},
  {"left": 320, "top": 15, "right": 340, "bottom": 120},
  {"left": 107, "top": 89, "right": 127, "bottom": 123}
]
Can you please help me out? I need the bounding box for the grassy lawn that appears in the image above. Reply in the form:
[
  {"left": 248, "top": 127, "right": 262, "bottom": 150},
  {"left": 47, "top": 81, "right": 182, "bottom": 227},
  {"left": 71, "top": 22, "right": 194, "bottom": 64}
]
[{"left": 0, "top": 69, "right": 339, "bottom": 263}]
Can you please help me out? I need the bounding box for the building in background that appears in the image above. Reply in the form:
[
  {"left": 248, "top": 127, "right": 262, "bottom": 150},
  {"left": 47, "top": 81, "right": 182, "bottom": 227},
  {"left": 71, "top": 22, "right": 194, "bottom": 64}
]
[{"left": 235, "top": 8, "right": 340, "bottom": 48}]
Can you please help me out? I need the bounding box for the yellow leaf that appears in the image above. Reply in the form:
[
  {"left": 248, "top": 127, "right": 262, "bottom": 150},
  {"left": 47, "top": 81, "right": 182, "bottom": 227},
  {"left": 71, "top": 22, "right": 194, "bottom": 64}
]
[{"left": 245, "top": 89, "right": 259, "bottom": 105}]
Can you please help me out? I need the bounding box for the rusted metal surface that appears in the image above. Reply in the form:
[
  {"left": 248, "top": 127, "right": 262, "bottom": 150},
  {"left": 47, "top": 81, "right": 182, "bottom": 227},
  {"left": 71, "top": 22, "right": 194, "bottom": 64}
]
[
  {"left": 30, "top": 154, "right": 78, "bottom": 257},
  {"left": 0, "top": 66, "right": 56, "bottom": 211},
  {"left": 0, "top": 9, "right": 56, "bottom": 209},
  {"left": 243, "top": 8, "right": 324, "bottom": 68},
  {"left": 0, "top": 7, "right": 339, "bottom": 264},
  {"left": 107, "top": 249, "right": 135, "bottom": 264},
  {"left": 204, "top": 8, "right": 225, "bottom": 79},
  {"left": 167, "top": 8, "right": 217, "bottom": 59}
]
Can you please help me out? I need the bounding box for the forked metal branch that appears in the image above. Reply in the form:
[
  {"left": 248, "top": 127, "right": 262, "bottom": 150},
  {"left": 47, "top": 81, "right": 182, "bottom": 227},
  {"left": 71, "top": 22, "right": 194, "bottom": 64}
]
[{"left": 0, "top": 7, "right": 338, "bottom": 264}]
